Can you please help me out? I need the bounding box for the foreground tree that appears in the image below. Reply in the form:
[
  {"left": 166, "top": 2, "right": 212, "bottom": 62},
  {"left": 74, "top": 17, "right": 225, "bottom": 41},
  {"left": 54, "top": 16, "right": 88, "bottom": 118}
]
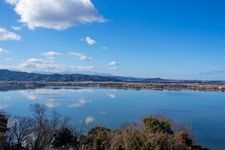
[
  {"left": 4, "top": 104, "right": 69, "bottom": 150},
  {"left": 0, "top": 114, "right": 8, "bottom": 149},
  {"left": 6, "top": 116, "right": 33, "bottom": 149},
  {"left": 1, "top": 104, "right": 209, "bottom": 150}
]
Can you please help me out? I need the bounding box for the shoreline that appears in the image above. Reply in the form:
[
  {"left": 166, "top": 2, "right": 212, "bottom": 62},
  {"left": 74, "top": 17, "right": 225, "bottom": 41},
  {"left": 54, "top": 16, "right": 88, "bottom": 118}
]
[{"left": 0, "top": 81, "right": 225, "bottom": 92}]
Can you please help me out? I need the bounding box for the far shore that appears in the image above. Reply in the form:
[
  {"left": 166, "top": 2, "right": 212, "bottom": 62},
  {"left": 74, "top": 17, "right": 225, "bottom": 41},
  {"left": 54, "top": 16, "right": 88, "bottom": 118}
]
[{"left": 0, "top": 81, "right": 225, "bottom": 92}]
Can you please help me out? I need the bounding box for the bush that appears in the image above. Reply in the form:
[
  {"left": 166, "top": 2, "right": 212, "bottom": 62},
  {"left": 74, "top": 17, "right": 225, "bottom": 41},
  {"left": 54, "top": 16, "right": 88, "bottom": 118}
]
[
  {"left": 143, "top": 117, "right": 173, "bottom": 134},
  {"left": 84, "top": 126, "right": 111, "bottom": 150},
  {"left": 52, "top": 127, "right": 78, "bottom": 149}
]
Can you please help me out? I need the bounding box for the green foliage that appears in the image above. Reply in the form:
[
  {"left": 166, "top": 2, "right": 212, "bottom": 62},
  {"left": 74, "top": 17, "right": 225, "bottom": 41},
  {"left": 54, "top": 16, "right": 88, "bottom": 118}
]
[
  {"left": 174, "top": 131, "right": 192, "bottom": 149},
  {"left": 126, "top": 133, "right": 143, "bottom": 150},
  {"left": 110, "top": 131, "right": 125, "bottom": 150},
  {"left": 85, "top": 126, "right": 111, "bottom": 150},
  {"left": 143, "top": 117, "right": 173, "bottom": 134}
]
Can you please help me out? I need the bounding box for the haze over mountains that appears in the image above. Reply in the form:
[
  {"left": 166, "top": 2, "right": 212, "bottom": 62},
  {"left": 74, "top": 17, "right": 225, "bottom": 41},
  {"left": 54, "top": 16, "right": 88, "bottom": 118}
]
[
  {"left": 0, "top": 69, "right": 222, "bottom": 83},
  {"left": 0, "top": 69, "right": 144, "bottom": 82},
  {"left": 0, "top": 69, "right": 172, "bottom": 82}
]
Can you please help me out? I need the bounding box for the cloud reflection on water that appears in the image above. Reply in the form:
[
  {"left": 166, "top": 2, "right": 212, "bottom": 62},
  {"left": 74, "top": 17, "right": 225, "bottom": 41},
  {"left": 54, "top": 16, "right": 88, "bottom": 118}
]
[
  {"left": 68, "top": 98, "right": 92, "bottom": 108},
  {"left": 84, "top": 116, "right": 95, "bottom": 125},
  {"left": 19, "top": 88, "right": 95, "bottom": 101},
  {"left": 108, "top": 93, "right": 116, "bottom": 99},
  {"left": 20, "top": 90, "right": 37, "bottom": 100},
  {"left": 44, "top": 99, "right": 60, "bottom": 108},
  {"left": 0, "top": 104, "right": 8, "bottom": 109}
]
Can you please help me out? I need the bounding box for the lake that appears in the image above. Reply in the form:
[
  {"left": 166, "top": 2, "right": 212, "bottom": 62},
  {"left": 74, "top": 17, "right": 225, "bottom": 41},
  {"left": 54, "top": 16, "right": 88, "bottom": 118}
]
[{"left": 0, "top": 87, "right": 225, "bottom": 150}]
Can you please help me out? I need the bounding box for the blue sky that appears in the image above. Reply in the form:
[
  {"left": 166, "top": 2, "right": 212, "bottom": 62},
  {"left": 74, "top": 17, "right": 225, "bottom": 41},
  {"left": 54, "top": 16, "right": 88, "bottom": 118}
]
[{"left": 0, "top": 0, "right": 225, "bottom": 80}]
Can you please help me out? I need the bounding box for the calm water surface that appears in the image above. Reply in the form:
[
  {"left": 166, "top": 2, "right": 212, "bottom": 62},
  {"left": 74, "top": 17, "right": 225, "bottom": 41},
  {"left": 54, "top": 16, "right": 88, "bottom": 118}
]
[{"left": 0, "top": 87, "right": 225, "bottom": 150}]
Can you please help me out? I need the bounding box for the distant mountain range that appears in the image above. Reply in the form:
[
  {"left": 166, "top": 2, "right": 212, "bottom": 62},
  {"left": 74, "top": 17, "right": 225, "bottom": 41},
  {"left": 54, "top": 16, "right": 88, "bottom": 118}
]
[
  {"left": 0, "top": 69, "right": 159, "bottom": 82},
  {"left": 0, "top": 69, "right": 223, "bottom": 83}
]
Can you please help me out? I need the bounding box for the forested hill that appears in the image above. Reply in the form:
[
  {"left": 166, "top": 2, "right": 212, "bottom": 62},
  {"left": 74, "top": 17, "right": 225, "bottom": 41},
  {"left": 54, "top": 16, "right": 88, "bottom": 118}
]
[
  {"left": 0, "top": 69, "right": 147, "bottom": 82},
  {"left": 0, "top": 69, "right": 223, "bottom": 84}
]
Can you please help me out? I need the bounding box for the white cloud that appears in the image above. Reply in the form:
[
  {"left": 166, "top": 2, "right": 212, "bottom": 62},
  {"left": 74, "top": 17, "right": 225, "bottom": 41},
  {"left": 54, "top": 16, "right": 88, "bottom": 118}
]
[
  {"left": 5, "top": 0, "right": 18, "bottom": 5},
  {"left": 0, "top": 48, "right": 8, "bottom": 54},
  {"left": 18, "top": 58, "right": 95, "bottom": 73},
  {"left": 84, "top": 116, "right": 95, "bottom": 125},
  {"left": 6, "top": 0, "right": 105, "bottom": 30},
  {"left": 0, "top": 28, "right": 21, "bottom": 41},
  {"left": 69, "top": 52, "right": 92, "bottom": 61},
  {"left": 85, "top": 36, "right": 96, "bottom": 45},
  {"left": 42, "top": 51, "right": 62, "bottom": 60},
  {"left": 12, "top": 26, "right": 22, "bottom": 31},
  {"left": 107, "top": 61, "right": 119, "bottom": 70},
  {"left": 19, "top": 58, "right": 61, "bottom": 72},
  {"left": 108, "top": 61, "right": 117, "bottom": 66}
]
